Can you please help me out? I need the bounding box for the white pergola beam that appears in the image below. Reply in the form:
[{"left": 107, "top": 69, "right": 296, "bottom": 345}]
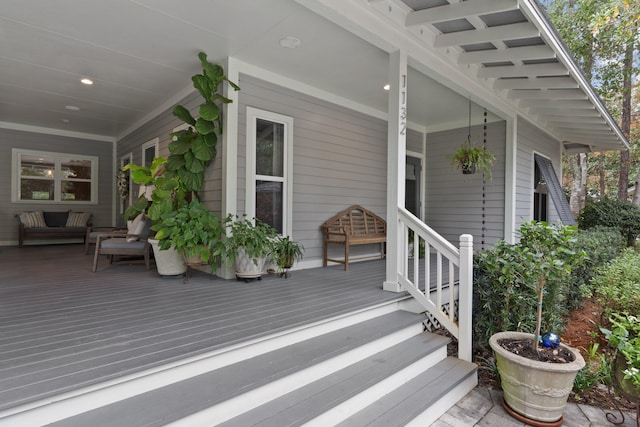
[
  {"left": 543, "top": 116, "right": 605, "bottom": 124},
  {"left": 406, "top": 0, "right": 517, "bottom": 26},
  {"left": 478, "top": 63, "right": 566, "bottom": 78},
  {"left": 519, "top": 99, "right": 594, "bottom": 109},
  {"left": 434, "top": 22, "right": 538, "bottom": 48},
  {"left": 507, "top": 89, "right": 586, "bottom": 100},
  {"left": 494, "top": 76, "right": 576, "bottom": 90},
  {"left": 534, "top": 108, "right": 601, "bottom": 117},
  {"left": 458, "top": 45, "right": 554, "bottom": 65}
]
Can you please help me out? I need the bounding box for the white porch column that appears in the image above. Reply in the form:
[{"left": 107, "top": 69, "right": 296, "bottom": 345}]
[
  {"left": 384, "top": 50, "right": 407, "bottom": 292},
  {"left": 504, "top": 117, "right": 517, "bottom": 243},
  {"left": 219, "top": 57, "right": 240, "bottom": 280},
  {"left": 458, "top": 234, "right": 474, "bottom": 362}
]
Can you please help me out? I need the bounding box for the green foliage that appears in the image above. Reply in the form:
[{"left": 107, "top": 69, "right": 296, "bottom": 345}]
[
  {"left": 570, "top": 226, "right": 625, "bottom": 301},
  {"left": 448, "top": 138, "right": 495, "bottom": 180},
  {"left": 592, "top": 247, "right": 640, "bottom": 317},
  {"left": 223, "top": 215, "right": 278, "bottom": 266},
  {"left": 473, "top": 221, "right": 586, "bottom": 351},
  {"left": 573, "top": 343, "right": 611, "bottom": 395},
  {"left": 578, "top": 198, "right": 640, "bottom": 246},
  {"left": 601, "top": 313, "right": 640, "bottom": 389},
  {"left": 272, "top": 236, "right": 304, "bottom": 272},
  {"left": 165, "top": 52, "right": 240, "bottom": 193},
  {"left": 154, "top": 199, "right": 225, "bottom": 268}
]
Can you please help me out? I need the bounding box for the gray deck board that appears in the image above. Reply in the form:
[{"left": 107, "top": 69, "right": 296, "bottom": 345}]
[{"left": 0, "top": 244, "right": 403, "bottom": 412}]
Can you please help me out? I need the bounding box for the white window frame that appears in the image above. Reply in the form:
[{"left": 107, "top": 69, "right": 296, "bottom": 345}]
[
  {"left": 246, "top": 107, "right": 293, "bottom": 236},
  {"left": 141, "top": 137, "right": 159, "bottom": 168},
  {"left": 12, "top": 148, "right": 99, "bottom": 204}
]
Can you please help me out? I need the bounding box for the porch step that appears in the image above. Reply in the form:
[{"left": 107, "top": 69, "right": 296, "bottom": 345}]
[
  {"left": 47, "top": 310, "right": 431, "bottom": 426},
  {"left": 5, "top": 307, "right": 477, "bottom": 426}
]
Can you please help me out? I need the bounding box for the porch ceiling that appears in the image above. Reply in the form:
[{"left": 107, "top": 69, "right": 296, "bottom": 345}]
[{"left": 0, "top": 0, "right": 628, "bottom": 153}]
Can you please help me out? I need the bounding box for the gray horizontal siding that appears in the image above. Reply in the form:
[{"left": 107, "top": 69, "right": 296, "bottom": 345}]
[
  {"left": 515, "top": 117, "right": 562, "bottom": 229},
  {"left": 237, "top": 75, "right": 388, "bottom": 263},
  {"left": 425, "top": 121, "right": 506, "bottom": 250},
  {"left": 0, "top": 128, "right": 113, "bottom": 245}
]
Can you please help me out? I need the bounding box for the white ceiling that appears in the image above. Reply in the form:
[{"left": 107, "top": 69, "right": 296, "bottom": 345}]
[{"left": 0, "top": 0, "right": 627, "bottom": 152}]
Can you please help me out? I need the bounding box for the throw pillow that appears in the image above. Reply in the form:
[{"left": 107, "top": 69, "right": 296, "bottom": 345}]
[
  {"left": 19, "top": 211, "right": 47, "bottom": 228},
  {"left": 126, "top": 213, "right": 147, "bottom": 242},
  {"left": 66, "top": 211, "right": 91, "bottom": 228}
]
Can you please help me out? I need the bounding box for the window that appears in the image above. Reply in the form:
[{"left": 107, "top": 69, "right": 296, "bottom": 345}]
[
  {"left": 533, "top": 161, "right": 548, "bottom": 222},
  {"left": 12, "top": 149, "right": 98, "bottom": 204},
  {"left": 246, "top": 108, "right": 293, "bottom": 235},
  {"left": 141, "top": 138, "right": 159, "bottom": 168}
]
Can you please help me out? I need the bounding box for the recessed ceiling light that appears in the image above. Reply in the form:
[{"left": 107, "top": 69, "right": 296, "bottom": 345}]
[
  {"left": 65, "top": 105, "right": 80, "bottom": 111},
  {"left": 383, "top": 84, "right": 391, "bottom": 91},
  {"left": 81, "top": 78, "right": 93, "bottom": 85},
  {"left": 62, "top": 119, "right": 71, "bottom": 123},
  {"left": 279, "top": 36, "right": 301, "bottom": 49}
]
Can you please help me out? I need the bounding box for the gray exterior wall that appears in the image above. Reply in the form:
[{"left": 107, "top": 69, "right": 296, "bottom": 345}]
[
  {"left": 237, "top": 74, "right": 388, "bottom": 263},
  {"left": 0, "top": 128, "right": 113, "bottom": 246},
  {"left": 407, "top": 128, "right": 424, "bottom": 154},
  {"left": 425, "top": 121, "right": 506, "bottom": 250},
  {"left": 116, "top": 91, "right": 224, "bottom": 224},
  {"left": 515, "top": 117, "right": 562, "bottom": 230}
]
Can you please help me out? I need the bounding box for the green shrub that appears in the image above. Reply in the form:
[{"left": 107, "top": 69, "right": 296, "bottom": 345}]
[
  {"left": 473, "top": 221, "right": 586, "bottom": 351},
  {"left": 569, "top": 227, "right": 625, "bottom": 303},
  {"left": 592, "top": 248, "right": 640, "bottom": 318},
  {"left": 578, "top": 198, "right": 640, "bottom": 247}
]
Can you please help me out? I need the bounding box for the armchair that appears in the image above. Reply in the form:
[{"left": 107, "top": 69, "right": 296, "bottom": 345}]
[{"left": 92, "top": 214, "right": 153, "bottom": 272}]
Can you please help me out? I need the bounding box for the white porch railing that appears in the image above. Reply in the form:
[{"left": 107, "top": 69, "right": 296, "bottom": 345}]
[{"left": 397, "top": 207, "right": 473, "bottom": 362}]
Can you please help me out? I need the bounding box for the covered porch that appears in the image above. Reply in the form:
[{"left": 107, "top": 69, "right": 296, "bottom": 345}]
[{"left": 0, "top": 244, "right": 406, "bottom": 412}]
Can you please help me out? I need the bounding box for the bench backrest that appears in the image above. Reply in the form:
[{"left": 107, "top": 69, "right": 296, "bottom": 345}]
[{"left": 322, "top": 205, "right": 386, "bottom": 236}]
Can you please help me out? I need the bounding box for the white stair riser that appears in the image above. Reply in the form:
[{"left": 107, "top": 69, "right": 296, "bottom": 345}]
[{"left": 166, "top": 323, "right": 427, "bottom": 427}]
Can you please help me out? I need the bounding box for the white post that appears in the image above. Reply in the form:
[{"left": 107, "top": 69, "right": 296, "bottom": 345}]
[
  {"left": 219, "top": 57, "right": 240, "bottom": 280},
  {"left": 384, "top": 50, "right": 407, "bottom": 292},
  {"left": 458, "top": 234, "right": 473, "bottom": 362}
]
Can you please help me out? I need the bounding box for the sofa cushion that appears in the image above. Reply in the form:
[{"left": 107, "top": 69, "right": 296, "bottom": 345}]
[
  {"left": 44, "top": 211, "right": 70, "bottom": 227},
  {"left": 19, "top": 211, "right": 47, "bottom": 228},
  {"left": 66, "top": 211, "right": 91, "bottom": 228}
]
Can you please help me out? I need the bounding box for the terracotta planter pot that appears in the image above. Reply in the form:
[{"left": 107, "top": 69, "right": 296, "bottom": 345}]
[{"left": 490, "top": 331, "right": 585, "bottom": 424}]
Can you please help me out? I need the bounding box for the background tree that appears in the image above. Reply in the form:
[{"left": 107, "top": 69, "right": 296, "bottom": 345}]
[{"left": 544, "top": 0, "right": 639, "bottom": 208}]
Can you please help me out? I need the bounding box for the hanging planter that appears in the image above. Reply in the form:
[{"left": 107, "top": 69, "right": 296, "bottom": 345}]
[{"left": 449, "top": 137, "right": 495, "bottom": 179}]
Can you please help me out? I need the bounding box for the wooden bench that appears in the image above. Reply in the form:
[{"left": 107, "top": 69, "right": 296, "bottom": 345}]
[{"left": 322, "top": 205, "right": 386, "bottom": 271}]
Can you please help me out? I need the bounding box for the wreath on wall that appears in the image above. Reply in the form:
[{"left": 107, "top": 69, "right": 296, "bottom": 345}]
[{"left": 117, "top": 168, "right": 129, "bottom": 200}]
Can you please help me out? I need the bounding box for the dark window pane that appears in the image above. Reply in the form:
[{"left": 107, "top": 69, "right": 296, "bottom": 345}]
[
  {"left": 21, "top": 154, "right": 54, "bottom": 177},
  {"left": 21, "top": 179, "right": 54, "bottom": 200},
  {"left": 62, "top": 159, "right": 92, "bottom": 179},
  {"left": 255, "top": 180, "right": 283, "bottom": 234},
  {"left": 62, "top": 181, "right": 91, "bottom": 201},
  {"left": 256, "top": 119, "right": 284, "bottom": 177}
]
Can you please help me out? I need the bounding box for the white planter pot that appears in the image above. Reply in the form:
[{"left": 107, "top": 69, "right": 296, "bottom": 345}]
[
  {"left": 489, "top": 331, "right": 585, "bottom": 424},
  {"left": 234, "top": 247, "right": 267, "bottom": 279},
  {"left": 149, "top": 238, "right": 187, "bottom": 276}
]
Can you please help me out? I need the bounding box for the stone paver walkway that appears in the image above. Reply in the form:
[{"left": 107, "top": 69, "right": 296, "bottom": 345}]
[{"left": 434, "top": 387, "right": 638, "bottom": 427}]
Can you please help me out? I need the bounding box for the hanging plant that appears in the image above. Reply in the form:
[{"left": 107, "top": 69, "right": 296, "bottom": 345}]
[{"left": 449, "top": 137, "right": 495, "bottom": 179}]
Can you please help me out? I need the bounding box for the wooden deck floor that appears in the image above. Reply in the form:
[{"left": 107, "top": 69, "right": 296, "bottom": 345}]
[{"left": 0, "top": 244, "right": 403, "bottom": 413}]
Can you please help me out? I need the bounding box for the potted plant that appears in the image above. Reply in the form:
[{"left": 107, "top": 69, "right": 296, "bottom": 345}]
[
  {"left": 272, "top": 236, "right": 304, "bottom": 278},
  {"left": 224, "top": 215, "right": 277, "bottom": 280},
  {"left": 488, "top": 221, "right": 587, "bottom": 425},
  {"left": 601, "top": 313, "right": 640, "bottom": 403},
  {"left": 448, "top": 138, "right": 495, "bottom": 179},
  {"left": 153, "top": 199, "right": 226, "bottom": 268},
  {"left": 123, "top": 52, "right": 239, "bottom": 275}
]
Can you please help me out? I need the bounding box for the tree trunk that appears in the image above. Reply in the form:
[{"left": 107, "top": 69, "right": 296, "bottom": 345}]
[
  {"left": 599, "top": 152, "right": 606, "bottom": 199},
  {"left": 632, "top": 167, "right": 640, "bottom": 205},
  {"left": 616, "top": 44, "right": 633, "bottom": 201},
  {"left": 569, "top": 153, "right": 587, "bottom": 216}
]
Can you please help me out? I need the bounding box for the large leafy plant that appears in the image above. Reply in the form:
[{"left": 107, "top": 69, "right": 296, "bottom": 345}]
[
  {"left": 223, "top": 215, "right": 278, "bottom": 266},
  {"left": 166, "top": 52, "right": 240, "bottom": 192}
]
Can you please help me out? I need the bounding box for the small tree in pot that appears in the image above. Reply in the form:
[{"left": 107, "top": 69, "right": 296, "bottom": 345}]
[{"left": 488, "top": 221, "right": 587, "bottom": 424}]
